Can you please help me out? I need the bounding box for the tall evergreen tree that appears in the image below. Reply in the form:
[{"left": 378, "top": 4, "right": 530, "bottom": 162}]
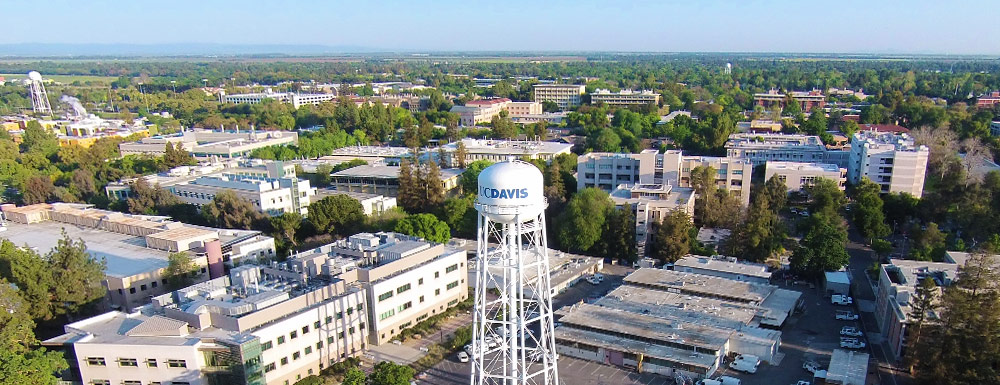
[{"left": 48, "top": 232, "right": 106, "bottom": 316}]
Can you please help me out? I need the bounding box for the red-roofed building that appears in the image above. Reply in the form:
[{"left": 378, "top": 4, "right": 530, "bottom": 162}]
[
  {"left": 977, "top": 91, "right": 1000, "bottom": 108},
  {"left": 859, "top": 124, "right": 909, "bottom": 134}
]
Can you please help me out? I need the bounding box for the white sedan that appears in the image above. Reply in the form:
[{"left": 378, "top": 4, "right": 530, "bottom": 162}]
[{"left": 840, "top": 326, "right": 863, "bottom": 337}]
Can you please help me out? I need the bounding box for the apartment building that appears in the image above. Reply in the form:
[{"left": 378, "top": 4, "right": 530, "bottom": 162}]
[
  {"left": 577, "top": 150, "right": 752, "bottom": 206},
  {"left": 765, "top": 161, "right": 847, "bottom": 192},
  {"left": 753, "top": 89, "right": 826, "bottom": 111},
  {"left": 875, "top": 257, "right": 962, "bottom": 361},
  {"left": 590, "top": 89, "right": 660, "bottom": 107},
  {"left": 284, "top": 232, "right": 469, "bottom": 345},
  {"left": 848, "top": 130, "right": 929, "bottom": 197},
  {"left": 533, "top": 84, "right": 586, "bottom": 110},
  {"left": 439, "top": 138, "right": 573, "bottom": 168},
  {"left": 0, "top": 203, "right": 275, "bottom": 312}
]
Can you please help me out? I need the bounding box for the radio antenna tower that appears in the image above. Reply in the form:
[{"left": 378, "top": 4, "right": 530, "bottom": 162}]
[
  {"left": 472, "top": 160, "right": 559, "bottom": 385},
  {"left": 28, "top": 71, "right": 51, "bottom": 114}
]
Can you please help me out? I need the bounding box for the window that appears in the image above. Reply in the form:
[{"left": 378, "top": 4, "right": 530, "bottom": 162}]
[
  {"left": 399, "top": 321, "right": 412, "bottom": 329},
  {"left": 117, "top": 358, "right": 138, "bottom": 367},
  {"left": 396, "top": 283, "right": 411, "bottom": 294},
  {"left": 435, "top": 271, "right": 440, "bottom": 278},
  {"left": 277, "top": 336, "right": 286, "bottom": 345},
  {"left": 123, "top": 381, "right": 142, "bottom": 385},
  {"left": 418, "top": 278, "right": 424, "bottom": 285},
  {"left": 86, "top": 357, "right": 106, "bottom": 366},
  {"left": 349, "top": 326, "right": 355, "bottom": 334},
  {"left": 129, "top": 287, "right": 136, "bottom": 294},
  {"left": 336, "top": 311, "right": 344, "bottom": 320},
  {"left": 419, "top": 295, "right": 425, "bottom": 303},
  {"left": 448, "top": 299, "right": 459, "bottom": 306},
  {"left": 140, "top": 284, "right": 147, "bottom": 291},
  {"left": 264, "top": 362, "right": 276, "bottom": 373},
  {"left": 325, "top": 316, "right": 333, "bottom": 325},
  {"left": 151, "top": 281, "right": 158, "bottom": 288},
  {"left": 290, "top": 330, "right": 298, "bottom": 340},
  {"left": 378, "top": 291, "right": 393, "bottom": 301},
  {"left": 347, "top": 308, "right": 354, "bottom": 316},
  {"left": 146, "top": 358, "right": 157, "bottom": 367},
  {"left": 327, "top": 336, "right": 335, "bottom": 344},
  {"left": 302, "top": 325, "right": 310, "bottom": 334},
  {"left": 339, "top": 331, "right": 345, "bottom": 339},
  {"left": 293, "top": 351, "right": 301, "bottom": 360},
  {"left": 446, "top": 264, "right": 458, "bottom": 273},
  {"left": 317, "top": 341, "right": 323, "bottom": 349},
  {"left": 91, "top": 381, "right": 110, "bottom": 385},
  {"left": 314, "top": 321, "right": 321, "bottom": 329},
  {"left": 447, "top": 281, "right": 459, "bottom": 290},
  {"left": 304, "top": 346, "right": 313, "bottom": 355},
  {"left": 166, "top": 359, "right": 187, "bottom": 368},
  {"left": 280, "top": 357, "right": 289, "bottom": 366},
  {"left": 360, "top": 322, "right": 365, "bottom": 330},
  {"left": 357, "top": 304, "right": 363, "bottom": 311},
  {"left": 261, "top": 341, "right": 273, "bottom": 351},
  {"left": 398, "top": 301, "right": 412, "bottom": 312},
  {"left": 379, "top": 309, "right": 395, "bottom": 320},
  {"left": 435, "top": 289, "right": 441, "bottom": 296}
]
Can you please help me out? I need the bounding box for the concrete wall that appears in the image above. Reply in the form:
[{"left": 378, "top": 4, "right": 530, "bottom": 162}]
[{"left": 75, "top": 342, "right": 205, "bottom": 385}]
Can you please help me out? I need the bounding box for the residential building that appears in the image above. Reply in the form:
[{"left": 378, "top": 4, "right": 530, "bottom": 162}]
[
  {"left": 590, "top": 89, "right": 660, "bottom": 107},
  {"left": 671, "top": 255, "right": 772, "bottom": 284},
  {"left": 848, "top": 131, "right": 929, "bottom": 197},
  {"left": 725, "top": 133, "right": 828, "bottom": 166},
  {"left": 47, "top": 264, "right": 368, "bottom": 385},
  {"left": 285, "top": 232, "right": 469, "bottom": 345},
  {"left": 533, "top": 84, "right": 586, "bottom": 110},
  {"left": 875, "top": 258, "right": 961, "bottom": 361},
  {"left": 439, "top": 138, "right": 572, "bottom": 168},
  {"left": 609, "top": 183, "right": 696, "bottom": 256},
  {"left": 329, "top": 165, "right": 463, "bottom": 197},
  {"left": 555, "top": 268, "right": 799, "bottom": 380},
  {"left": 977, "top": 91, "right": 1000, "bottom": 108},
  {"left": 577, "top": 150, "right": 752, "bottom": 206},
  {"left": 106, "top": 160, "right": 315, "bottom": 217},
  {"left": 753, "top": 89, "right": 826, "bottom": 111},
  {"left": 222, "top": 89, "right": 338, "bottom": 109},
  {"left": 119, "top": 129, "right": 298, "bottom": 159},
  {"left": 0, "top": 203, "right": 275, "bottom": 312},
  {"left": 765, "top": 161, "right": 847, "bottom": 192}
]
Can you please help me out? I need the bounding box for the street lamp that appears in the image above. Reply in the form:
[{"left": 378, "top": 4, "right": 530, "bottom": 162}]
[{"left": 170, "top": 80, "right": 177, "bottom": 93}]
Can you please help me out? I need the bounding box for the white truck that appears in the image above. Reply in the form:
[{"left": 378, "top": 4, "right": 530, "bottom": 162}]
[{"left": 729, "top": 354, "right": 760, "bottom": 374}]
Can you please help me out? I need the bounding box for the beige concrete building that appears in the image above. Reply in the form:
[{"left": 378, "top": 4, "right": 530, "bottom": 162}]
[
  {"left": 848, "top": 130, "right": 929, "bottom": 197},
  {"left": 450, "top": 98, "right": 543, "bottom": 126},
  {"left": 590, "top": 89, "right": 660, "bottom": 106},
  {"left": 608, "top": 183, "right": 696, "bottom": 256},
  {"left": 439, "top": 138, "right": 573, "bottom": 168},
  {"left": 533, "top": 84, "right": 586, "bottom": 110},
  {"left": 765, "top": 161, "right": 847, "bottom": 192},
  {"left": 119, "top": 128, "right": 298, "bottom": 159}
]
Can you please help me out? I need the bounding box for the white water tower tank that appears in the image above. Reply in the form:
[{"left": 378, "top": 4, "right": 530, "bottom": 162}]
[{"left": 475, "top": 160, "right": 545, "bottom": 223}]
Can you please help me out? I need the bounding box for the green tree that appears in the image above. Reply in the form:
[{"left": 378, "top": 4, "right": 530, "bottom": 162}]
[
  {"left": 126, "top": 179, "right": 181, "bottom": 215},
  {"left": 22, "top": 176, "right": 54, "bottom": 205},
  {"left": 48, "top": 232, "right": 106, "bottom": 316},
  {"left": 342, "top": 367, "right": 366, "bottom": 385},
  {"left": 653, "top": 210, "right": 693, "bottom": 263},
  {"left": 0, "top": 279, "right": 69, "bottom": 385},
  {"left": 762, "top": 175, "right": 787, "bottom": 212},
  {"left": 491, "top": 115, "right": 518, "bottom": 140},
  {"left": 307, "top": 195, "right": 365, "bottom": 236},
  {"left": 21, "top": 120, "right": 59, "bottom": 157},
  {"left": 852, "top": 178, "right": 891, "bottom": 242},
  {"left": 541, "top": 101, "right": 559, "bottom": 113},
  {"left": 0, "top": 240, "right": 54, "bottom": 320},
  {"left": 368, "top": 361, "right": 415, "bottom": 385},
  {"left": 395, "top": 213, "right": 451, "bottom": 243},
  {"left": 460, "top": 160, "right": 493, "bottom": 195},
  {"left": 397, "top": 159, "right": 421, "bottom": 212},
  {"left": 790, "top": 213, "right": 850, "bottom": 277},
  {"left": 543, "top": 160, "right": 567, "bottom": 206},
  {"left": 806, "top": 177, "right": 846, "bottom": 216},
  {"left": 201, "top": 190, "right": 268, "bottom": 231},
  {"left": 602, "top": 208, "right": 637, "bottom": 263},
  {"left": 454, "top": 141, "right": 468, "bottom": 168},
  {"left": 441, "top": 195, "right": 476, "bottom": 239},
  {"left": 163, "top": 252, "right": 198, "bottom": 290},
  {"left": 730, "top": 194, "right": 784, "bottom": 262},
  {"left": 270, "top": 212, "right": 303, "bottom": 247},
  {"left": 556, "top": 188, "right": 613, "bottom": 253},
  {"left": 911, "top": 222, "right": 946, "bottom": 261},
  {"left": 905, "top": 277, "right": 938, "bottom": 372},
  {"left": 163, "top": 142, "right": 195, "bottom": 168},
  {"left": 422, "top": 159, "right": 446, "bottom": 208},
  {"left": 871, "top": 239, "right": 892, "bottom": 259}
]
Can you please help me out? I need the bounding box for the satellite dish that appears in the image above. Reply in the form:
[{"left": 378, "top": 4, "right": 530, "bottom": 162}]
[{"left": 27, "top": 71, "right": 42, "bottom": 81}]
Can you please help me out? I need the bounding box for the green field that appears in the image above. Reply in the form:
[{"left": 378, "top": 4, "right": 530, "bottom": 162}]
[{"left": 0, "top": 73, "right": 120, "bottom": 84}]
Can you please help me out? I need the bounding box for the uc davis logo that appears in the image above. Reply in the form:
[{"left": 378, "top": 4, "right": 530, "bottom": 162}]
[{"left": 480, "top": 187, "right": 529, "bottom": 199}]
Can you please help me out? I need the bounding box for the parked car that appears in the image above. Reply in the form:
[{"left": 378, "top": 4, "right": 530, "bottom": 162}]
[
  {"left": 457, "top": 351, "right": 469, "bottom": 363},
  {"left": 695, "top": 380, "right": 722, "bottom": 385},
  {"left": 836, "top": 310, "right": 859, "bottom": 320},
  {"left": 840, "top": 337, "right": 866, "bottom": 349},
  {"left": 716, "top": 376, "right": 742, "bottom": 385},
  {"left": 586, "top": 275, "right": 601, "bottom": 285},
  {"left": 831, "top": 295, "right": 854, "bottom": 305},
  {"left": 802, "top": 360, "right": 822, "bottom": 374},
  {"left": 840, "top": 326, "right": 863, "bottom": 337},
  {"left": 729, "top": 354, "right": 760, "bottom": 374},
  {"left": 795, "top": 381, "right": 811, "bottom": 385}
]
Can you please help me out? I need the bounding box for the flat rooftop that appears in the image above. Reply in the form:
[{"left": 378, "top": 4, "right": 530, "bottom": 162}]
[
  {"left": 625, "top": 268, "right": 772, "bottom": 304},
  {"left": 446, "top": 139, "right": 572, "bottom": 155},
  {"left": 559, "top": 303, "right": 729, "bottom": 350},
  {"left": 766, "top": 161, "right": 842, "bottom": 173},
  {"left": 673, "top": 255, "right": 773, "bottom": 280},
  {"left": 332, "top": 165, "right": 464, "bottom": 180},
  {"left": 827, "top": 349, "right": 869, "bottom": 385},
  {"left": 598, "top": 285, "right": 758, "bottom": 329},
  {"left": 1, "top": 220, "right": 170, "bottom": 278},
  {"left": 554, "top": 327, "right": 716, "bottom": 370}
]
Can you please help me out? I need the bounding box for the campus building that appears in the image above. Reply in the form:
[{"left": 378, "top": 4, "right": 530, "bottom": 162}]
[
  {"left": 671, "top": 254, "right": 773, "bottom": 284},
  {"left": 554, "top": 268, "right": 800, "bottom": 381},
  {"left": 222, "top": 90, "right": 338, "bottom": 109},
  {"left": 449, "top": 99, "right": 543, "bottom": 126},
  {"left": 589, "top": 89, "right": 660, "bottom": 107},
  {"left": 533, "top": 84, "right": 586, "bottom": 110},
  {"left": 608, "top": 183, "right": 696, "bottom": 256},
  {"left": 725, "top": 133, "right": 829, "bottom": 166},
  {"left": 753, "top": 89, "right": 826, "bottom": 111},
  {"left": 439, "top": 138, "right": 573, "bottom": 167},
  {"left": 329, "top": 165, "right": 463, "bottom": 198},
  {"left": 119, "top": 129, "right": 298, "bottom": 159},
  {"left": 977, "top": 91, "right": 1000, "bottom": 108},
  {"left": 847, "top": 130, "right": 929, "bottom": 197},
  {"left": 765, "top": 161, "right": 847, "bottom": 192},
  {"left": 0, "top": 203, "right": 275, "bottom": 312}
]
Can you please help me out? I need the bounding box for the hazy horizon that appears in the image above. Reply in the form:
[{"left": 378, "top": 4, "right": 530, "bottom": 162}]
[{"left": 3, "top": 0, "right": 1000, "bottom": 56}]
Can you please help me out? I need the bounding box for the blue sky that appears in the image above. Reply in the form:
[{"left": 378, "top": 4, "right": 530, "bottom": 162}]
[{"left": 3, "top": 0, "right": 999, "bottom": 54}]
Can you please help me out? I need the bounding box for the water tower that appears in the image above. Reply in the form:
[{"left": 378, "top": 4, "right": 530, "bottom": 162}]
[
  {"left": 28, "top": 71, "right": 51, "bottom": 114},
  {"left": 471, "top": 160, "right": 559, "bottom": 385}
]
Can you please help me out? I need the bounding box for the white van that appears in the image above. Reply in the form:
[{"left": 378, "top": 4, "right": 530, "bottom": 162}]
[
  {"left": 695, "top": 380, "right": 722, "bottom": 385},
  {"left": 717, "top": 377, "right": 742, "bottom": 385},
  {"left": 729, "top": 354, "right": 760, "bottom": 374}
]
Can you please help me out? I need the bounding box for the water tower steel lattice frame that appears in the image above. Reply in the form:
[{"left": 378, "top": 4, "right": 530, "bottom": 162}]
[
  {"left": 471, "top": 161, "right": 559, "bottom": 385},
  {"left": 28, "top": 71, "right": 51, "bottom": 114}
]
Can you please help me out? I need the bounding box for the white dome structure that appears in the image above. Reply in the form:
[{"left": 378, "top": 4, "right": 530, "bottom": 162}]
[
  {"left": 28, "top": 71, "right": 43, "bottom": 81},
  {"left": 475, "top": 160, "right": 545, "bottom": 223}
]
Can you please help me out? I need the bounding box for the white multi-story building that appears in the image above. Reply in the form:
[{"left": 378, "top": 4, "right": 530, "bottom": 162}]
[
  {"left": 449, "top": 99, "right": 543, "bottom": 126},
  {"left": 590, "top": 89, "right": 660, "bottom": 107},
  {"left": 848, "top": 131, "right": 929, "bottom": 197},
  {"left": 577, "top": 150, "right": 752, "bottom": 206},
  {"left": 119, "top": 129, "right": 298, "bottom": 159},
  {"left": 169, "top": 174, "right": 309, "bottom": 216},
  {"left": 725, "top": 133, "right": 828, "bottom": 166},
  {"left": 0, "top": 203, "right": 275, "bottom": 312},
  {"left": 438, "top": 138, "right": 573, "bottom": 167},
  {"left": 222, "top": 90, "right": 339, "bottom": 109},
  {"left": 765, "top": 161, "right": 847, "bottom": 192},
  {"left": 533, "top": 84, "right": 586, "bottom": 110},
  {"left": 608, "top": 183, "right": 696, "bottom": 256}
]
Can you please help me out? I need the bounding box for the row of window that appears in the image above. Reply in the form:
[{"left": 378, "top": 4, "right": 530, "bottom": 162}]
[
  {"left": 260, "top": 312, "right": 364, "bottom": 351},
  {"left": 86, "top": 357, "right": 186, "bottom": 368},
  {"left": 91, "top": 381, "right": 189, "bottom": 385},
  {"left": 378, "top": 264, "right": 461, "bottom": 303}
]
